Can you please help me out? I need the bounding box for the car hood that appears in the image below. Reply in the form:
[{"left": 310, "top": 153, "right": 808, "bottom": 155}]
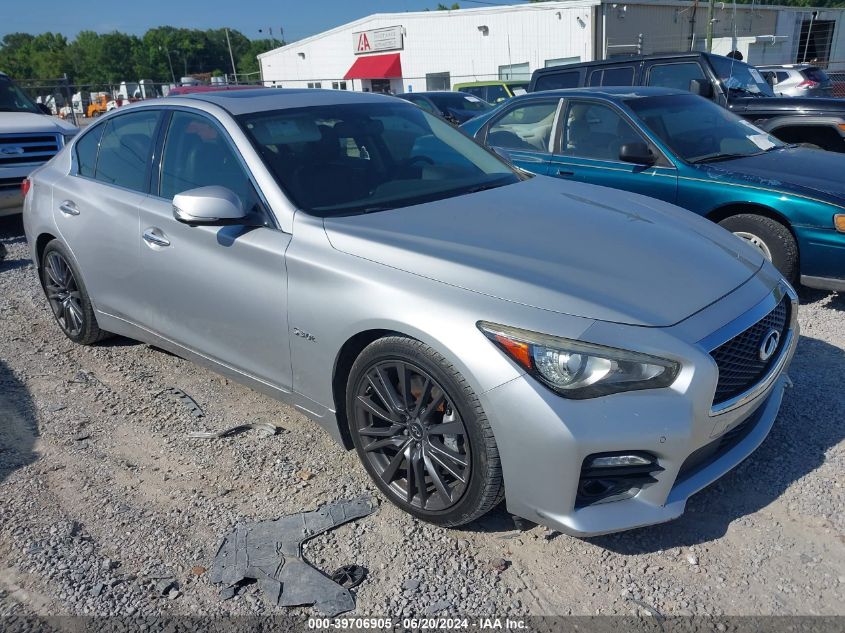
[
  {"left": 729, "top": 95, "right": 845, "bottom": 115},
  {"left": 323, "top": 176, "right": 764, "bottom": 327},
  {"left": 697, "top": 147, "right": 845, "bottom": 202},
  {"left": 0, "top": 112, "right": 78, "bottom": 135}
]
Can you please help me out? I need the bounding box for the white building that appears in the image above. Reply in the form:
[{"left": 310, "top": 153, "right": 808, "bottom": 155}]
[{"left": 258, "top": 1, "right": 845, "bottom": 93}]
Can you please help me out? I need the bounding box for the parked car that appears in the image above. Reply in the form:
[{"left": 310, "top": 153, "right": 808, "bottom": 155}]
[
  {"left": 462, "top": 87, "right": 845, "bottom": 292},
  {"left": 453, "top": 81, "right": 529, "bottom": 104},
  {"left": 1, "top": 71, "right": 77, "bottom": 217},
  {"left": 396, "top": 91, "right": 493, "bottom": 124},
  {"left": 528, "top": 52, "right": 845, "bottom": 153},
  {"left": 23, "top": 89, "right": 798, "bottom": 535},
  {"left": 757, "top": 64, "right": 834, "bottom": 98}
]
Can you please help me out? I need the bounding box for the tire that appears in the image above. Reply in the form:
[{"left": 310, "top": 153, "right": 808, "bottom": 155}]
[
  {"left": 346, "top": 336, "right": 504, "bottom": 527},
  {"left": 40, "top": 240, "right": 110, "bottom": 345},
  {"left": 718, "top": 214, "right": 798, "bottom": 284}
]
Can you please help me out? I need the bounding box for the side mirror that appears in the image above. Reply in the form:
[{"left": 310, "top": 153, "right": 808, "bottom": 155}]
[
  {"left": 172, "top": 186, "right": 247, "bottom": 224},
  {"left": 37, "top": 103, "right": 52, "bottom": 115},
  {"left": 689, "top": 79, "right": 714, "bottom": 99},
  {"left": 619, "top": 142, "right": 656, "bottom": 165}
]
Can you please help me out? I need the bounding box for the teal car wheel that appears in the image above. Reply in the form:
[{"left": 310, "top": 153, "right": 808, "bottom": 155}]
[{"left": 718, "top": 214, "right": 799, "bottom": 284}]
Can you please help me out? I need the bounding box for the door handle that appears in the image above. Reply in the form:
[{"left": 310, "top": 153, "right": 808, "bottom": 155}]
[
  {"left": 142, "top": 228, "right": 171, "bottom": 248},
  {"left": 556, "top": 169, "right": 575, "bottom": 177},
  {"left": 58, "top": 200, "right": 80, "bottom": 216}
]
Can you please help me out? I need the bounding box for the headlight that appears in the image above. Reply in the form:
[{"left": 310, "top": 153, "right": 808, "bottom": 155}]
[{"left": 478, "top": 321, "right": 680, "bottom": 399}]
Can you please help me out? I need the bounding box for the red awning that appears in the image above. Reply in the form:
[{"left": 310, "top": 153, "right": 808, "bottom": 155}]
[{"left": 344, "top": 53, "right": 402, "bottom": 80}]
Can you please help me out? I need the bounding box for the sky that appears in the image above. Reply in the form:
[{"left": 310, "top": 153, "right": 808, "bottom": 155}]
[{"left": 0, "top": 0, "right": 535, "bottom": 41}]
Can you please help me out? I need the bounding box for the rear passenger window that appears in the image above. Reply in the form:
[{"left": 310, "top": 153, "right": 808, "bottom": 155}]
[
  {"left": 590, "top": 67, "right": 636, "bottom": 87},
  {"left": 487, "top": 101, "right": 559, "bottom": 152},
  {"left": 534, "top": 71, "right": 580, "bottom": 91},
  {"left": 94, "top": 111, "right": 159, "bottom": 192},
  {"left": 75, "top": 124, "right": 104, "bottom": 178},
  {"left": 647, "top": 62, "right": 707, "bottom": 91}
]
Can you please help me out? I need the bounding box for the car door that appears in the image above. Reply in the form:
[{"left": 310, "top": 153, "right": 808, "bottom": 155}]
[
  {"left": 137, "top": 108, "right": 293, "bottom": 390},
  {"left": 548, "top": 100, "right": 677, "bottom": 203},
  {"left": 482, "top": 99, "right": 562, "bottom": 175},
  {"left": 51, "top": 109, "right": 161, "bottom": 320}
]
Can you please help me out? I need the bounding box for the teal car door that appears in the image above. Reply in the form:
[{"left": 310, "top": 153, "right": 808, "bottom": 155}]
[
  {"left": 548, "top": 100, "right": 678, "bottom": 204},
  {"left": 483, "top": 98, "right": 562, "bottom": 175}
]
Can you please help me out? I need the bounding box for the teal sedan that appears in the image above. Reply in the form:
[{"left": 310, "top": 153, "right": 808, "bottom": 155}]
[{"left": 461, "top": 87, "right": 845, "bottom": 291}]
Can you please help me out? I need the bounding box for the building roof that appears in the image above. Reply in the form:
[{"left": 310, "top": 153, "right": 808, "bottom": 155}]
[
  {"left": 257, "top": 1, "right": 598, "bottom": 60},
  {"left": 258, "top": 0, "right": 845, "bottom": 60}
]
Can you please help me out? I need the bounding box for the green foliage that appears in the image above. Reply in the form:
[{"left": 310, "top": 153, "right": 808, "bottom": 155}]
[{"left": 0, "top": 27, "right": 278, "bottom": 86}]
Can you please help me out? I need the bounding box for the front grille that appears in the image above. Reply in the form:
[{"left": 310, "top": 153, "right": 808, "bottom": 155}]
[
  {"left": 0, "top": 177, "right": 23, "bottom": 192},
  {"left": 0, "top": 133, "right": 61, "bottom": 166},
  {"left": 710, "top": 297, "right": 789, "bottom": 406},
  {"left": 676, "top": 401, "right": 763, "bottom": 483}
]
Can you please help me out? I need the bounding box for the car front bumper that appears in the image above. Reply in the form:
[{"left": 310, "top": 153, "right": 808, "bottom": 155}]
[{"left": 479, "top": 282, "right": 798, "bottom": 537}]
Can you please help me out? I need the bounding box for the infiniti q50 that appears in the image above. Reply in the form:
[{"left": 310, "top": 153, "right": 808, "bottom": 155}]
[{"left": 22, "top": 89, "right": 798, "bottom": 535}]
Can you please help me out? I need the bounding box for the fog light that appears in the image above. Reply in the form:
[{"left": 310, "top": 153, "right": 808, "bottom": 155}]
[
  {"left": 835, "top": 214, "right": 845, "bottom": 233},
  {"left": 588, "top": 454, "right": 652, "bottom": 468},
  {"left": 576, "top": 451, "right": 663, "bottom": 508}
]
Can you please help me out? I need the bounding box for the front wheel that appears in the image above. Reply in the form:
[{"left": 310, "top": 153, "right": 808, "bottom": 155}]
[
  {"left": 718, "top": 214, "right": 798, "bottom": 284},
  {"left": 346, "top": 336, "right": 504, "bottom": 526}
]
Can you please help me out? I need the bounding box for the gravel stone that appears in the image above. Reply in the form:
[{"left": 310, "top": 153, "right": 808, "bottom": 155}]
[{"left": 1, "top": 216, "right": 843, "bottom": 618}]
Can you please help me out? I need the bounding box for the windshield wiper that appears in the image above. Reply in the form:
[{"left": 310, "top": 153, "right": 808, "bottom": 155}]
[
  {"left": 465, "top": 181, "right": 509, "bottom": 195},
  {"left": 690, "top": 152, "right": 758, "bottom": 164}
]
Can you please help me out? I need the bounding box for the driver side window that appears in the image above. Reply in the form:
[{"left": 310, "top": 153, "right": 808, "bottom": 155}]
[
  {"left": 159, "top": 111, "right": 259, "bottom": 212},
  {"left": 561, "top": 101, "right": 644, "bottom": 162}
]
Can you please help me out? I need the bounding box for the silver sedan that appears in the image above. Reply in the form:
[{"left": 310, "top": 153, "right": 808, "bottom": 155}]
[{"left": 22, "top": 89, "right": 798, "bottom": 535}]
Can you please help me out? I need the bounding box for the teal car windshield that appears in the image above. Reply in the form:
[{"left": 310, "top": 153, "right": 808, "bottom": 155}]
[{"left": 627, "top": 94, "right": 785, "bottom": 163}]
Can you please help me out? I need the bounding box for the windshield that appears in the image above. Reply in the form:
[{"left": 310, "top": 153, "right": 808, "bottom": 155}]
[
  {"left": 239, "top": 102, "right": 519, "bottom": 217},
  {"left": 708, "top": 55, "right": 775, "bottom": 98},
  {"left": 628, "top": 94, "right": 785, "bottom": 163},
  {"left": 0, "top": 76, "right": 40, "bottom": 114},
  {"left": 428, "top": 93, "right": 493, "bottom": 112}
]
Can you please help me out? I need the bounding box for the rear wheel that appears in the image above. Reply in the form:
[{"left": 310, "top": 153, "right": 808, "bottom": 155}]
[
  {"left": 40, "top": 241, "right": 110, "bottom": 345},
  {"left": 718, "top": 214, "right": 798, "bottom": 284},
  {"left": 346, "top": 336, "right": 503, "bottom": 526}
]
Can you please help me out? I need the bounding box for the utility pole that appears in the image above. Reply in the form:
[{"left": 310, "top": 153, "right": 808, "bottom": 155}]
[
  {"left": 225, "top": 28, "right": 238, "bottom": 83},
  {"left": 802, "top": 11, "right": 818, "bottom": 63},
  {"left": 706, "top": 0, "right": 715, "bottom": 52},
  {"left": 160, "top": 47, "right": 176, "bottom": 84}
]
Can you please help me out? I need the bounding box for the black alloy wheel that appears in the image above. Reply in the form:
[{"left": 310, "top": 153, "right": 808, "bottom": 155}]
[
  {"left": 352, "top": 360, "right": 471, "bottom": 512},
  {"left": 43, "top": 250, "right": 85, "bottom": 338},
  {"left": 39, "top": 240, "right": 110, "bottom": 345}
]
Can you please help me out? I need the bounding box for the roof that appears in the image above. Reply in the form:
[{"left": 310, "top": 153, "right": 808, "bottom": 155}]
[
  {"left": 175, "top": 87, "right": 398, "bottom": 115},
  {"left": 526, "top": 86, "right": 689, "bottom": 99}
]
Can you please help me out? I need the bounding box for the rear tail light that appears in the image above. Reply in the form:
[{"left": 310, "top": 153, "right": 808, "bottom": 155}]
[
  {"left": 21, "top": 178, "right": 31, "bottom": 197},
  {"left": 798, "top": 80, "right": 820, "bottom": 89}
]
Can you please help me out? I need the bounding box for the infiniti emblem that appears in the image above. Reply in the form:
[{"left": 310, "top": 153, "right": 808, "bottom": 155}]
[
  {"left": 759, "top": 328, "right": 780, "bottom": 362},
  {"left": 0, "top": 146, "right": 25, "bottom": 156}
]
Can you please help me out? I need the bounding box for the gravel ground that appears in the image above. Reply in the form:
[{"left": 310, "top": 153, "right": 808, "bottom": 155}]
[{"left": 1, "top": 215, "right": 843, "bottom": 620}]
